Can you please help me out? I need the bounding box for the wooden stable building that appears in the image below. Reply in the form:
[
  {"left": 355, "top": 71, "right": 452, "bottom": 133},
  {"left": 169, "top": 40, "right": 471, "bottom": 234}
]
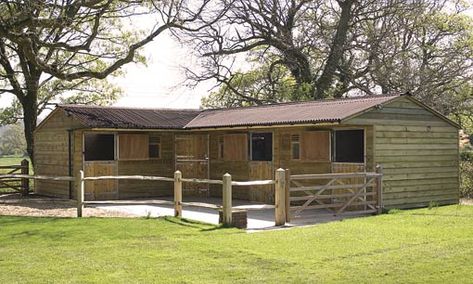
[{"left": 34, "top": 94, "right": 460, "bottom": 209}]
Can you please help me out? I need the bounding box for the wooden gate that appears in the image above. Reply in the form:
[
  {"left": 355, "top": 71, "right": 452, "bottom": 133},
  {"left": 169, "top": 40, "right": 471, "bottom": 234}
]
[
  {"left": 248, "top": 161, "right": 274, "bottom": 203},
  {"left": 287, "top": 167, "right": 383, "bottom": 220},
  {"left": 0, "top": 159, "right": 29, "bottom": 194},
  {"left": 175, "top": 134, "right": 209, "bottom": 196},
  {"left": 84, "top": 161, "right": 118, "bottom": 200}
]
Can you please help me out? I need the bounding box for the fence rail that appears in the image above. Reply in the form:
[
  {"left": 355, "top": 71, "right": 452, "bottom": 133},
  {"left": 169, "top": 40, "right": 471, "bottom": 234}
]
[
  {"left": 76, "top": 169, "right": 287, "bottom": 226},
  {"left": 1, "top": 164, "right": 384, "bottom": 227},
  {"left": 0, "top": 159, "right": 30, "bottom": 195}
]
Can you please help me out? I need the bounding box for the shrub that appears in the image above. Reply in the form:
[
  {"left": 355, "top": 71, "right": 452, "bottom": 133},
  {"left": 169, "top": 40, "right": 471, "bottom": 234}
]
[{"left": 460, "top": 149, "right": 473, "bottom": 198}]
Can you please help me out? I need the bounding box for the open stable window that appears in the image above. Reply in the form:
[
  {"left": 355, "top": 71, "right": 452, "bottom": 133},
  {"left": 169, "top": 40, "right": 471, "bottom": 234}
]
[
  {"left": 149, "top": 136, "right": 161, "bottom": 159},
  {"left": 332, "top": 129, "right": 364, "bottom": 163},
  {"left": 250, "top": 132, "right": 273, "bottom": 161},
  {"left": 84, "top": 133, "right": 115, "bottom": 161},
  {"left": 118, "top": 133, "right": 149, "bottom": 160}
]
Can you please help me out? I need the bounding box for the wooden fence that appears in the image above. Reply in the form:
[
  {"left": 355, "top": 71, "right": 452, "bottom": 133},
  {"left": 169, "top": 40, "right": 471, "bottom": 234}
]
[
  {"left": 77, "top": 169, "right": 286, "bottom": 226},
  {"left": 0, "top": 166, "right": 384, "bottom": 227},
  {"left": 0, "top": 159, "right": 30, "bottom": 195},
  {"left": 286, "top": 165, "right": 383, "bottom": 221}
]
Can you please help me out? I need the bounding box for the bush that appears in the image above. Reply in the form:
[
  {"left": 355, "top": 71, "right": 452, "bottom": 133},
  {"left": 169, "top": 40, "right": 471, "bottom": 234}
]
[{"left": 460, "top": 149, "right": 473, "bottom": 198}]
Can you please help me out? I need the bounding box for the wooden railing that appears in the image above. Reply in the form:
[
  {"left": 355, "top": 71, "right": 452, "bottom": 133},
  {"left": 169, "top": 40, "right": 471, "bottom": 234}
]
[
  {"left": 0, "top": 165, "right": 383, "bottom": 227},
  {"left": 0, "top": 159, "right": 30, "bottom": 195},
  {"left": 77, "top": 169, "right": 287, "bottom": 226},
  {"left": 286, "top": 165, "right": 383, "bottom": 221}
]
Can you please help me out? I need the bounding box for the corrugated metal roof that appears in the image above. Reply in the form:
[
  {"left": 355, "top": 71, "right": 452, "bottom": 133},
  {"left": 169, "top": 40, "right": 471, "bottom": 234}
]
[
  {"left": 59, "top": 105, "right": 201, "bottom": 129},
  {"left": 186, "top": 94, "right": 400, "bottom": 128},
  {"left": 58, "top": 94, "right": 402, "bottom": 129}
]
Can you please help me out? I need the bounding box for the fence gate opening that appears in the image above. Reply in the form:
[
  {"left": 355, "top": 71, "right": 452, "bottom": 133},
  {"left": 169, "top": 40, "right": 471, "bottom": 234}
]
[{"left": 175, "top": 134, "right": 209, "bottom": 196}]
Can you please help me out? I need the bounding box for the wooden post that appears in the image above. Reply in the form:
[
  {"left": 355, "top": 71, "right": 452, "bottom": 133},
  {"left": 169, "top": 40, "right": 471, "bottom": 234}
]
[
  {"left": 284, "top": 169, "right": 291, "bottom": 223},
  {"left": 77, "top": 170, "right": 84, "bottom": 218},
  {"left": 20, "top": 159, "right": 29, "bottom": 196},
  {"left": 174, "top": 170, "right": 182, "bottom": 218},
  {"left": 275, "top": 168, "right": 286, "bottom": 226},
  {"left": 222, "top": 173, "right": 232, "bottom": 226},
  {"left": 375, "top": 164, "right": 383, "bottom": 214}
]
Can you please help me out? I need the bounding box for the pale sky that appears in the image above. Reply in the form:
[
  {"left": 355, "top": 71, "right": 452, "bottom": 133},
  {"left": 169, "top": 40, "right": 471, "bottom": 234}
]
[{"left": 111, "top": 31, "right": 211, "bottom": 110}]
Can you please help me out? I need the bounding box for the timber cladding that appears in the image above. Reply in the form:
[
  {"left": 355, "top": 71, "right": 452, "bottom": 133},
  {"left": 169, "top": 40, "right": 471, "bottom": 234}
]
[
  {"left": 34, "top": 109, "right": 83, "bottom": 198},
  {"left": 34, "top": 94, "right": 460, "bottom": 209},
  {"left": 345, "top": 96, "right": 459, "bottom": 209}
]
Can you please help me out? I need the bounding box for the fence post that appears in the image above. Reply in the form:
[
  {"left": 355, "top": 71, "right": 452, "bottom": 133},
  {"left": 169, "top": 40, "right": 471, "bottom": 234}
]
[
  {"left": 21, "top": 159, "right": 29, "bottom": 196},
  {"left": 222, "top": 173, "right": 232, "bottom": 226},
  {"left": 375, "top": 164, "right": 383, "bottom": 214},
  {"left": 284, "top": 168, "right": 291, "bottom": 223},
  {"left": 275, "top": 168, "right": 286, "bottom": 226},
  {"left": 174, "top": 170, "right": 182, "bottom": 218},
  {"left": 77, "top": 170, "right": 84, "bottom": 218}
]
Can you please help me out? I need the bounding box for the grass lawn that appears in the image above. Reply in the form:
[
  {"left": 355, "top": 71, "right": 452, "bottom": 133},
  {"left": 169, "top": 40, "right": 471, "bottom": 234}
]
[{"left": 0, "top": 205, "right": 472, "bottom": 283}]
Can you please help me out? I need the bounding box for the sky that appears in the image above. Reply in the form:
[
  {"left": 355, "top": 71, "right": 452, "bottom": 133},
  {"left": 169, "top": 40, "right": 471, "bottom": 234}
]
[{"left": 110, "top": 31, "right": 211, "bottom": 110}]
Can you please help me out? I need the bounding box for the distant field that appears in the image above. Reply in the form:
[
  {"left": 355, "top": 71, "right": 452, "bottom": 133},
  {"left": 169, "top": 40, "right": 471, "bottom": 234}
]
[
  {"left": 0, "top": 156, "right": 32, "bottom": 173},
  {"left": 0, "top": 156, "right": 28, "bottom": 167},
  {"left": 0, "top": 156, "right": 32, "bottom": 193}
]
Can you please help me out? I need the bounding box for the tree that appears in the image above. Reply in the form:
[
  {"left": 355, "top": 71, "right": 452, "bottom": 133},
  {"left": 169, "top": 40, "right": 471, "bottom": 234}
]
[
  {"left": 182, "top": 0, "right": 473, "bottom": 123},
  {"left": 182, "top": 0, "right": 383, "bottom": 103},
  {"left": 0, "top": 0, "right": 215, "bottom": 161},
  {"left": 0, "top": 123, "right": 26, "bottom": 156}
]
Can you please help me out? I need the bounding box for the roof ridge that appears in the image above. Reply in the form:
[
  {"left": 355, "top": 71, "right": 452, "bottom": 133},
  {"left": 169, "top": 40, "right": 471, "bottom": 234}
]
[
  {"left": 58, "top": 104, "right": 201, "bottom": 112},
  {"left": 200, "top": 93, "right": 403, "bottom": 113}
]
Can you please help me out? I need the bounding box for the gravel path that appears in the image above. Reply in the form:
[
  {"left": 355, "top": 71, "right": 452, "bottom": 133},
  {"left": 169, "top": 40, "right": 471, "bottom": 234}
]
[
  {"left": 0, "top": 193, "right": 134, "bottom": 218},
  {"left": 1, "top": 193, "right": 471, "bottom": 218}
]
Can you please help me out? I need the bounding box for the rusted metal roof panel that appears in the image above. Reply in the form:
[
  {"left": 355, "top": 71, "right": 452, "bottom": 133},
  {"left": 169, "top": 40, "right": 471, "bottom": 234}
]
[
  {"left": 57, "top": 95, "right": 403, "bottom": 130},
  {"left": 186, "top": 95, "right": 400, "bottom": 128},
  {"left": 59, "top": 105, "right": 201, "bottom": 129}
]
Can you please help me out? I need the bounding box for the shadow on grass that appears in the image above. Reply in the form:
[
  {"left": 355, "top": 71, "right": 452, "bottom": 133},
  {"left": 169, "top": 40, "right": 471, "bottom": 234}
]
[{"left": 162, "top": 216, "right": 241, "bottom": 232}]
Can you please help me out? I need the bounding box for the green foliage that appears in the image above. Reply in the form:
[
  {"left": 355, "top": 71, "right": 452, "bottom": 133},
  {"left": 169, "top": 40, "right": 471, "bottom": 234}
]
[
  {"left": 0, "top": 123, "right": 26, "bottom": 156},
  {"left": 460, "top": 159, "right": 473, "bottom": 198},
  {"left": 201, "top": 63, "right": 313, "bottom": 108},
  {"left": 1, "top": 205, "right": 473, "bottom": 282}
]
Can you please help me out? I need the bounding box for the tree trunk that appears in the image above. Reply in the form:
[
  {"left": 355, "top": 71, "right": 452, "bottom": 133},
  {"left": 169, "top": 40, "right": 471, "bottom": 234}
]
[
  {"left": 21, "top": 95, "right": 38, "bottom": 165},
  {"left": 315, "top": 0, "right": 355, "bottom": 99}
]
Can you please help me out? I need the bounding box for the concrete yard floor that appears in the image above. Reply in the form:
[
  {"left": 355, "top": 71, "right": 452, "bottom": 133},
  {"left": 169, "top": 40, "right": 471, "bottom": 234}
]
[{"left": 92, "top": 197, "right": 368, "bottom": 231}]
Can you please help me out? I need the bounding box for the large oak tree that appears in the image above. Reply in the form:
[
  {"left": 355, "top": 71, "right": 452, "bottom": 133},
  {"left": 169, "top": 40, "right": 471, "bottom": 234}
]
[
  {"left": 181, "top": 0, "right": 473, "bottom": 123},
  {"left": 0, "top": 0, "right": 215, "bottom": 161}
]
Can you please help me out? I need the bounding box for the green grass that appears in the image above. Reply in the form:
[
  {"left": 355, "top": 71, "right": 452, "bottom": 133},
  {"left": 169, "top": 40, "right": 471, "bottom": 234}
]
[
  {"left": 0, "top": 206, "right": 472, "bottom": 283},
  {"left": 0, "top": 156, "right": 29, "bottom": 167}
]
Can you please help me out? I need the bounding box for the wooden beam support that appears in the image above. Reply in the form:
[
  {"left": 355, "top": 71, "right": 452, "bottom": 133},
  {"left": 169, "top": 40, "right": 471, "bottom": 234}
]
[
  {"left": 376, "top": 164, "right": 383, "bottom": 214},
  {"left": 275, "top": 168, "right": 286, "bottom": 226},
  {"left": 77, "top": 170, "right": 84, "bottom": 218},
  {"left": 174, "top": 170, "right": 182, "bottom": 218},
  {"left": 20, "top": 159, "right": 29, "bottom": 195},
  {"left": 285, "top": 169, "right": 291, "bottom": 223},
  {"left": 222, "top": 173, "right": 232, "bottom": 226}
]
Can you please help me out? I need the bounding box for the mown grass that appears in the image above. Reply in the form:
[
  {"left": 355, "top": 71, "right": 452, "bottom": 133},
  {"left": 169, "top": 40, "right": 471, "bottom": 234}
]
[{"left": 0, "top": 205, "right": 472, "bottom": 283}]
